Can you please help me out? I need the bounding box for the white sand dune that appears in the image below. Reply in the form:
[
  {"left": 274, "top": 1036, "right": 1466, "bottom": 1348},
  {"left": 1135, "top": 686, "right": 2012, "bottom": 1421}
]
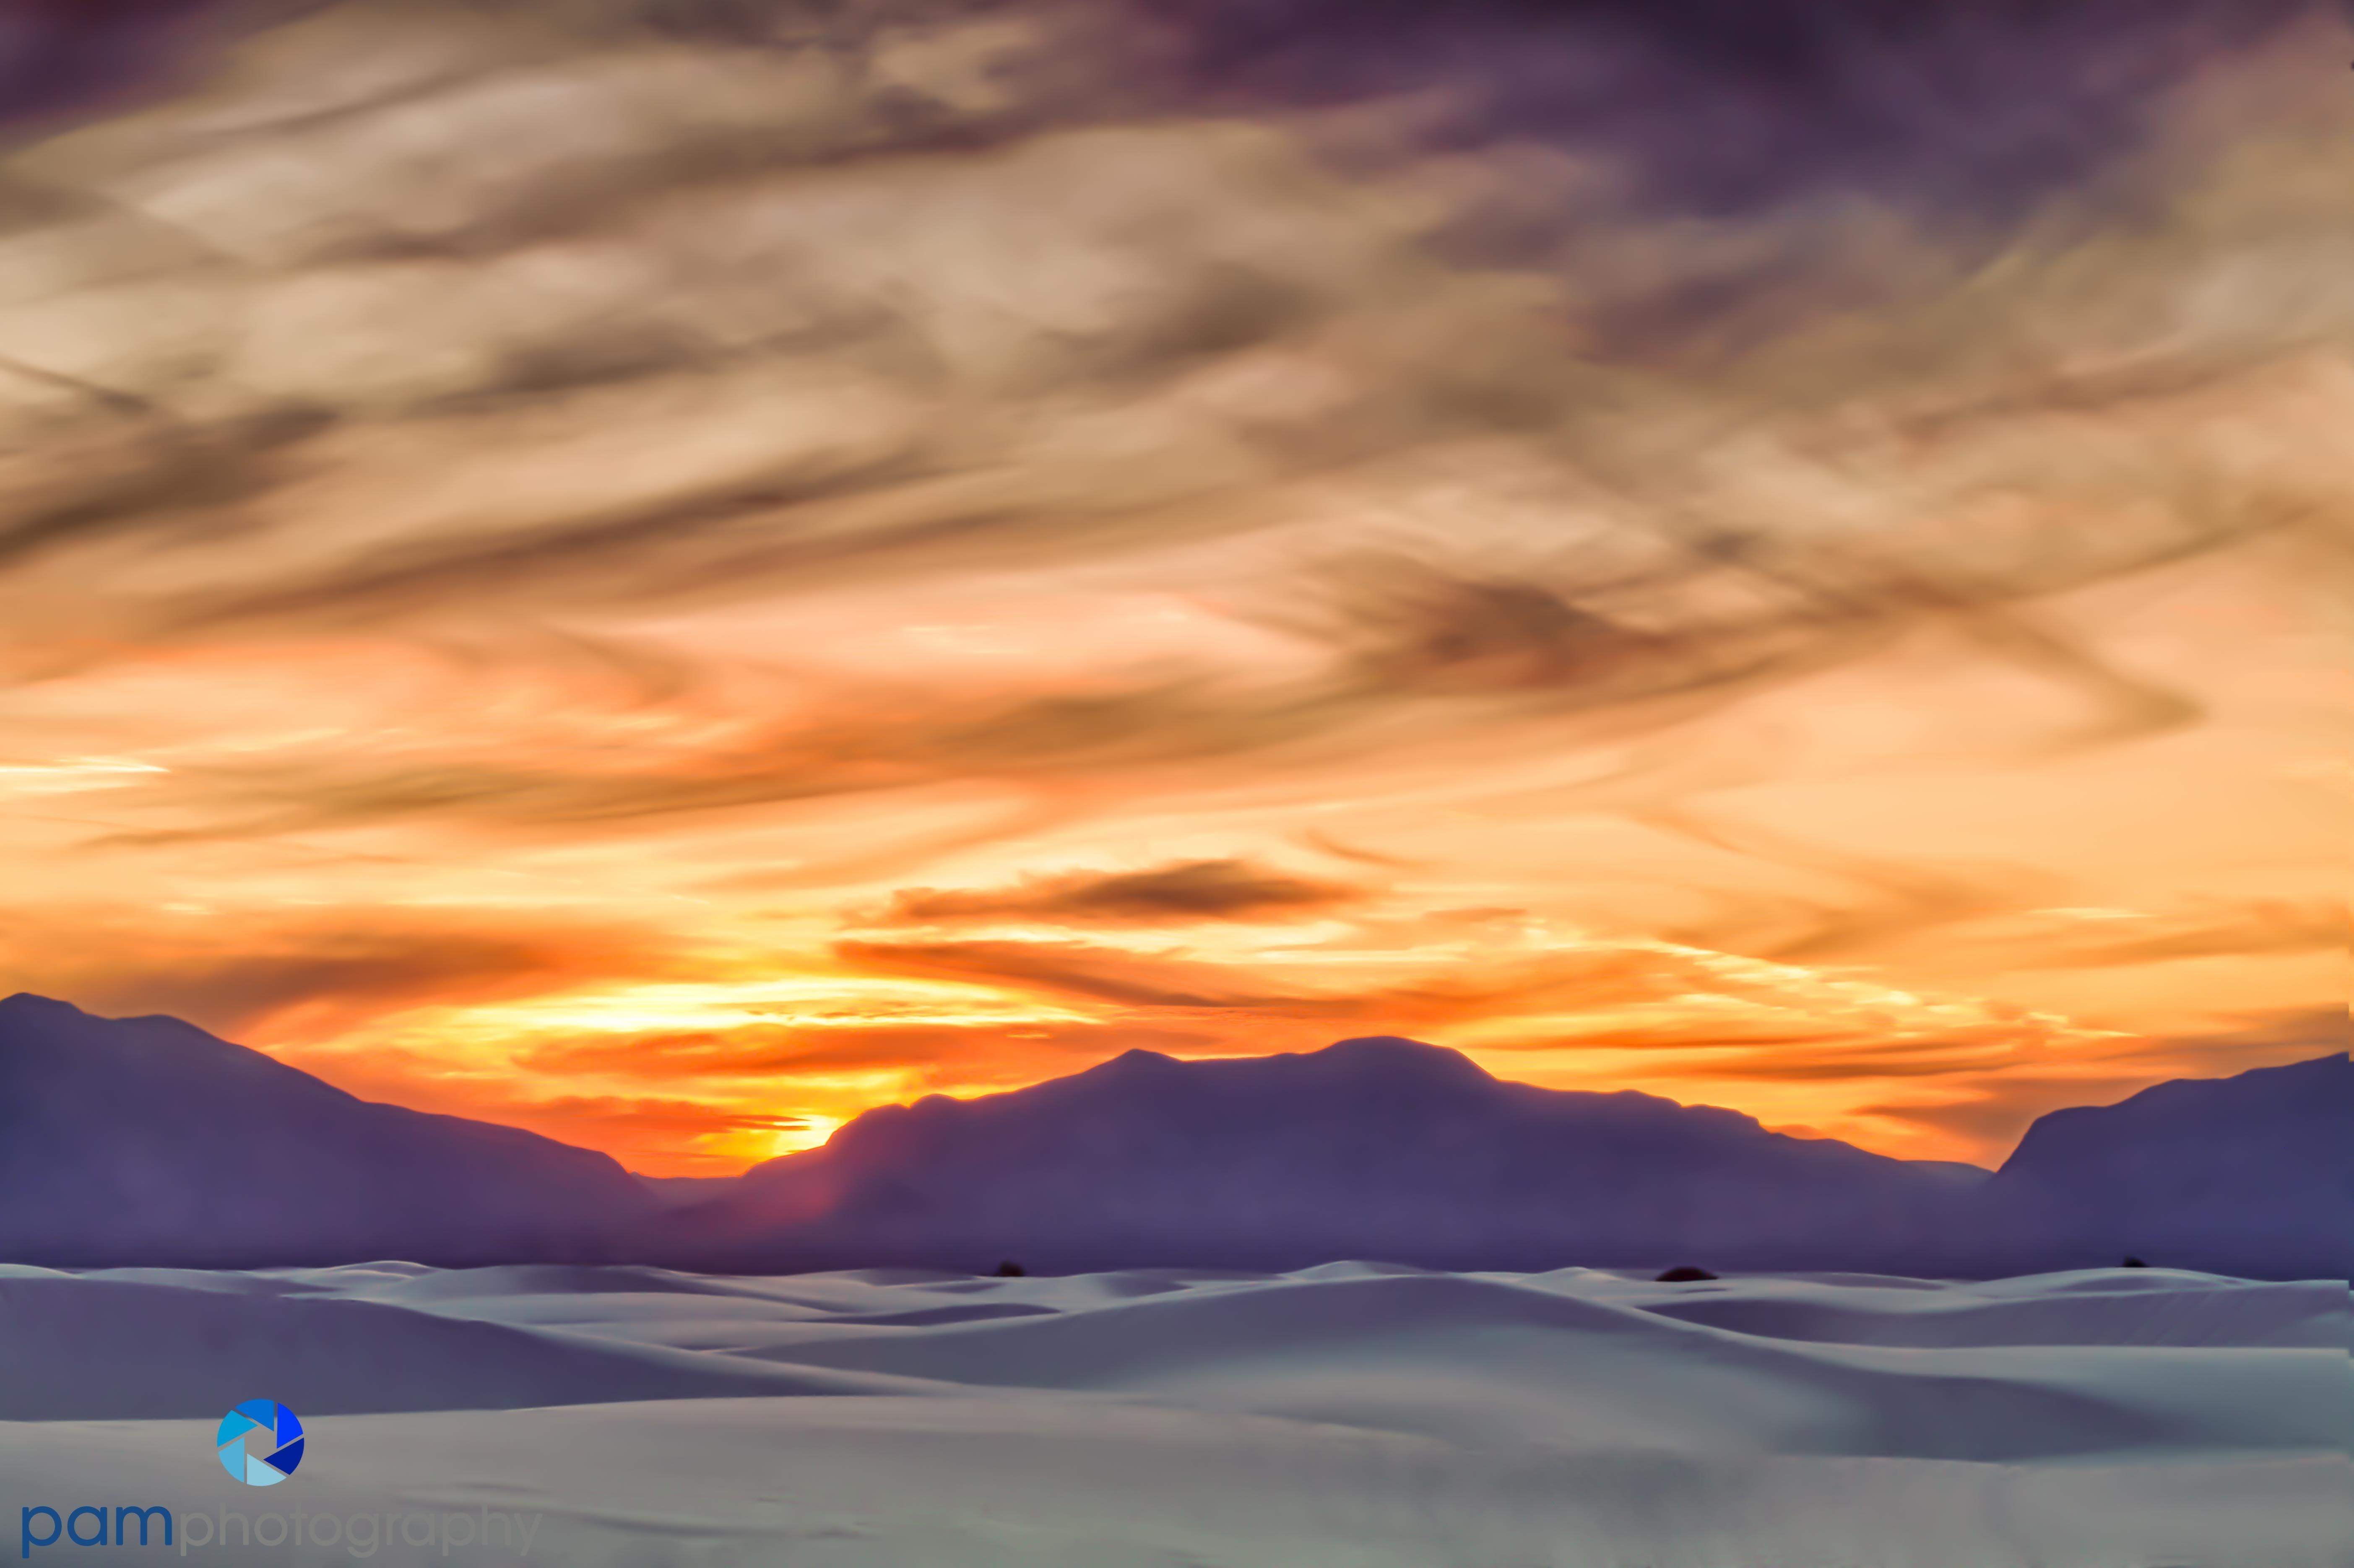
[
  {"left": 1586, "top": 1270, "right": 2350, "bottom": 1349},
  {"left": 0, "top": 1263, "right": 2344, "bottom": 1565},
  {"left": 0, "top": 1273, "right": 925, "bottom": 1420}
]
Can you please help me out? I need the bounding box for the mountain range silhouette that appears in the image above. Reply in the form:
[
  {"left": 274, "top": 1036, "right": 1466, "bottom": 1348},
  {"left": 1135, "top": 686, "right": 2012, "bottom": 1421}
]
[{"left": 3, "top": 994, "right": 2343, "bottom": 1278}]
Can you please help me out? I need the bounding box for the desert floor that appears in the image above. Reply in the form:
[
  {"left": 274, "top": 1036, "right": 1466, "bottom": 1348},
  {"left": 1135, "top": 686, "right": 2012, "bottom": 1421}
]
[{"left": 1, "top": 1261, "right": 2344, "bottom": 1566}]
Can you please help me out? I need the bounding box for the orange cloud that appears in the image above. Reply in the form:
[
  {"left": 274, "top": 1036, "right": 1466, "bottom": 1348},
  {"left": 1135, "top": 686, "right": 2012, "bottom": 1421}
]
[
  {"left": 0, "top": 907, "right": 690, "bottom": 1042},
  {"left": 0, "top": 0, "right": 2342, "bottom": 1184},
  {"left": 871, "top": 857, "right": 1364, "bottom": 926}
]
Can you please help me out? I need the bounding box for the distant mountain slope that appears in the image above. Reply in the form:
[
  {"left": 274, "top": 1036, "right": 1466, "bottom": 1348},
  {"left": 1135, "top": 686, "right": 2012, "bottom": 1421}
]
[
  {"left": 0, "top": 994, "right": 655, "bottom": 1266},
  {"left": 5, "top": 996, "right": 2340, "bottom": 1278},
  {"left": 1981, "top": 1052, "right": 2352, "bottom": 1280},
  {"left": 662, "top": 1036, "right": 1985, "bottom": 1275}
]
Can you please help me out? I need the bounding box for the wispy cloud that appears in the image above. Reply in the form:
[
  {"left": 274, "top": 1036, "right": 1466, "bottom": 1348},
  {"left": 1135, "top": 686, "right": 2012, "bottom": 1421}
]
[
  {"left": 0, "top": 0, "right": 2344, "bottom": 1171},
  {"left": 870, "top": 857, "right": 1363, "bottom": 926},
  {"left": 0, "top": 906, "right": 690, "bottom": 1039}
]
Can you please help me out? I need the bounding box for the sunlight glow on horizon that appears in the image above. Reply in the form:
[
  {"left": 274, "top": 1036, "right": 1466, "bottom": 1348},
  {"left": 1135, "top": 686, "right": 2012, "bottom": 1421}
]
[{"left": 0, "top": 0, "right": 2344, "bottom": 1181}]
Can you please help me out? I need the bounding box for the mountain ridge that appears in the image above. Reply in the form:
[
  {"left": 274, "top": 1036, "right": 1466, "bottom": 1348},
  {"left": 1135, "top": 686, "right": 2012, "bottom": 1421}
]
[
  {"left": 0, "top": 992, "right": 656, "bottom": 1267},
  {"left": 1, "top": 996, "right": 2341, "bottom": 1278},
  {"left": 656, "top": 1033, "right": 1989, "bottom": 1275}
]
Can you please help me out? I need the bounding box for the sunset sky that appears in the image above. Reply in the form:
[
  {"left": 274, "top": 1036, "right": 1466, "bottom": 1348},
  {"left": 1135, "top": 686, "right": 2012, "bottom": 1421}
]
[{"left": 0, "top": 0, "right": 2345, "bottom": 1174}]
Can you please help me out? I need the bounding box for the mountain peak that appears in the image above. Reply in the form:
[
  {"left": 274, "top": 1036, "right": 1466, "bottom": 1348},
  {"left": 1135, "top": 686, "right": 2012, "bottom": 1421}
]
[
  {"left": 1985, "top": 1049, "right": 2350, "bottom": 1279},
  {"left": 2242, "top": 1052, "right": 2350, "bottom": 1083},
  {"left": 0, "top": 995, "right": 654, "bottom": 1267},
  {"left": 1299, "top": 1035, "right": 1493, "bottom": 1084},
  {"left": 1091, "top": 1048, "right": 1181, "bottom": 1074},
  {"left": 1074, "top": 1037, "right": 1491, "bottom": 1090}
]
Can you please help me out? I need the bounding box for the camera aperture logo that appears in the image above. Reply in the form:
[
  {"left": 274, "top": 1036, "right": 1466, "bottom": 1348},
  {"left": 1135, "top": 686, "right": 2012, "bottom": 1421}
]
[
  {"left": 216, "top": 1402, "right": 304, "bottom": 1488},
  {"left": 17, "top": 1395, "right": 542, "bottom": 1559}
]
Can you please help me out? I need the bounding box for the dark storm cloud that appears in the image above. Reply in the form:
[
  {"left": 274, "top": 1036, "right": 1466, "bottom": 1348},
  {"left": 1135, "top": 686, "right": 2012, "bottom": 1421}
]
[
  {"left": 875, "top": 857, "right": 1363, "bottom": 926},
  {"left": 603, "top": 0, "right": 2334, "bottom": 226},
  {"left": 0, "top": 0, "right": 223, "bottom": 137},
  {"left": 1144, "top": 0, "right": 2321, "bottom": 219},
  {"left": 3, "top": 0, "right": 2336, "bottom": 727}
]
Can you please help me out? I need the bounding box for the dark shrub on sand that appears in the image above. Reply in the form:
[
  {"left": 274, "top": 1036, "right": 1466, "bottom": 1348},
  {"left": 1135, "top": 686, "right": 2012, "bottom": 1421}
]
[{"left": 1655, "top": 1265, "right": 1718, "bottom": 1282}]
